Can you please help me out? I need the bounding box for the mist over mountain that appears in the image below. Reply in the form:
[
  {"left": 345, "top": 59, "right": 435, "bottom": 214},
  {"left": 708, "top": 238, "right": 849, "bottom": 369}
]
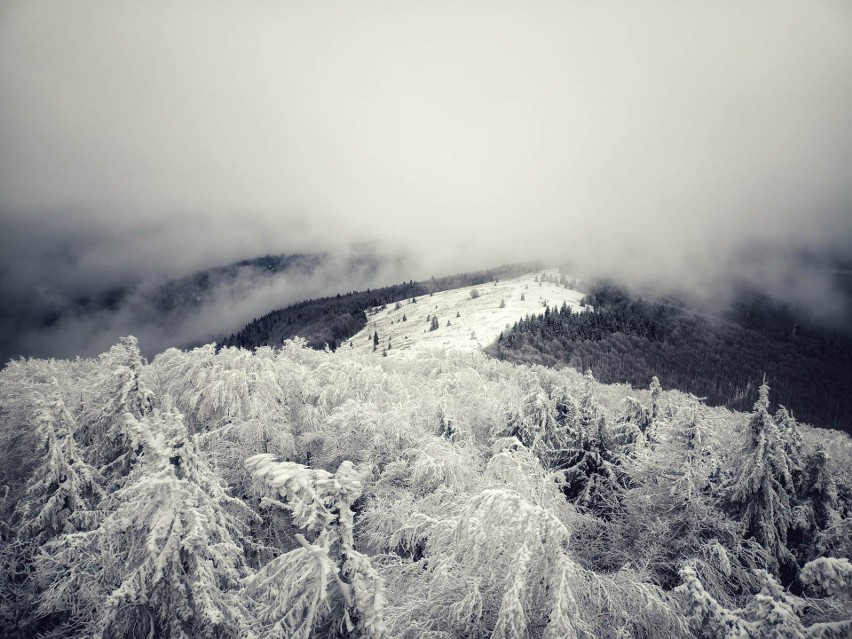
[
  {"left": 0, "top": 243, "right": 411, "bottom": 363},
  {"left": 1, "top": 1, "right": 849, "bottom": 361}
]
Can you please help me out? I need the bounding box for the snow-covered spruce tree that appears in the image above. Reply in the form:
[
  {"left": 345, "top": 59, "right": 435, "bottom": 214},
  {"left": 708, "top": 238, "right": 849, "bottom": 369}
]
[
  {"left": 724, "top": 380, "right": 796, "bottom": 580},
  {"left": 775, "top": 406, "right": 804, "bottom": 473},
  {"left": 558, "top": 371, "right": 627, "bottom": 518},
  {"left": 15, "top": 381, "right": 104, "bottom": 544},
  {"left": 613, "top": 395, "right": 651, "bottom": 452},
  {"left": 611, "top": 399, "right": 767, "bottom": 600},
  {"left": 506, "top": 383, "right": 556, "bottom": 456},
  {"left": 36, "top": 399, "right": 254, "bottom": 639},
  {"left": 649, "top": 375, "right": 662, "bottom": 420},
  {"left": 789, "top": 445, "right": 843, "bottom": 563},
  {"left": 678, "top": 564, "right": 852, "bottom": 638},
  {"left": 244, "top": 454, "right": 386, "bottom": 639},
  {"left": 78, "top": 336, "right": 155, "bottom": 483},
  {"left": 0, "top": 362, "right": 95, "bottom": 637}
]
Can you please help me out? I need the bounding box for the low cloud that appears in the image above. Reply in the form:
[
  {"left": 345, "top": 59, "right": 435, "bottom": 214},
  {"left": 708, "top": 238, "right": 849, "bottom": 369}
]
[{"left": 1, "top": 1, "right": 849, "bottom": 360}]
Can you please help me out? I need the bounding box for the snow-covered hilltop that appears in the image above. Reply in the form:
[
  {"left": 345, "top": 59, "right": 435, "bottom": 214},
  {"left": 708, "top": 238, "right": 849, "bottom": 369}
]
[{"left": 344, "top": 269, "right": 584, "bottom": 358}]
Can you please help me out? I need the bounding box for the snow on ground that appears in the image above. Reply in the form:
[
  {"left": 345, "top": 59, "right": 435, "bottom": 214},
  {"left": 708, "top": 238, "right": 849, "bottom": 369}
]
[{"left": 341, "top": 269, "right": 585, "bottom": 359}]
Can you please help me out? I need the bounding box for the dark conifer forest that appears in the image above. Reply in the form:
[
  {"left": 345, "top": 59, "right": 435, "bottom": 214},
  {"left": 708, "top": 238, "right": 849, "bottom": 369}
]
[{"left": 489, "top": 281, "right": 852, "bottom": 434}]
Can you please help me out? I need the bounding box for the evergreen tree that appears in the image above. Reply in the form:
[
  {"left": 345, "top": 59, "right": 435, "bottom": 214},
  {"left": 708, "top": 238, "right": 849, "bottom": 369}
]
[
  {"left": 558, "top": 372, "right": 626, "bottom": 517},
  {"left": 16, "top": 385, "right": 104, "bottom": 544},
  {"left": 789, "top": 445, "right": 842, "bottom": 562},
  {"left": 649, "top": 376, "right": 662, "bottom": 420},
  {"left": 725, "top": 380, "right": 796, "bottom": 579},
  {"left": 430, "top": 316, "right": 439, "bottom": 332},
  {"left": 37, "top": 401, "right": 255, "bottom": 638},
  {"left": 79, "top": 336, "right": 155, "bottom": 483},
  {"left": 678, "top": 565, "right": 851, "bottom": 638}
]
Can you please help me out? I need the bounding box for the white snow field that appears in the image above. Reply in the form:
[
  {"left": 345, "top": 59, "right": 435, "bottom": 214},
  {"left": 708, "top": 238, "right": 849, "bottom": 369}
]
[{"left": 342, "top": 269, "right": 585, "bottom": 359}]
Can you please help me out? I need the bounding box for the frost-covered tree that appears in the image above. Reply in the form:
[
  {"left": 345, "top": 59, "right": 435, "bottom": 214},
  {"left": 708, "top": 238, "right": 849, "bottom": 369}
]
[
  {"left": 678, "top": 565, "right": 852, "bottom": 638},
  {"left": 789, "top": 446, "right": 843, "bottom": 562},
  {"left": 380, "top": 480, "right": 687, "bottom": 639},
  {"left": 615, "top": 400, "right": 763, "bottom": 598},
  {"left": 558, "top": 372, "right": 626, "bottom": 517},
  {"left": 725, "top": 380, "right": 796, "bottom": 578},
  {"left": 649, "top": 376, "right": 662, "bottom": 419},
  {"left": 152, "top": 345, "right": 296, "bottom": 506},
  {"left": 16, "top": 383, "right": 104, "bottom": 544},
  {"left": 800, "top": 557, "right": 852, "bottom": 597},
  {"left": 78, "top": 336, "right": 155, "bottom": 482},
  {"left": 244, "top": 454, "right": 386, "bottom": 639},
  {"left": 36, "top": 400, "right": 254, "bottom": 639},
  {"left": 429, "top": 316, "right": 439, "bottom": 331}
]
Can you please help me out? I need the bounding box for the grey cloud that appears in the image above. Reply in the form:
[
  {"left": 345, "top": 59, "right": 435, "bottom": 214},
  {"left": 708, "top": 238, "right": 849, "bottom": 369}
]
[{"left": 1, "top": 1, "right": 850, "bottom": 358}]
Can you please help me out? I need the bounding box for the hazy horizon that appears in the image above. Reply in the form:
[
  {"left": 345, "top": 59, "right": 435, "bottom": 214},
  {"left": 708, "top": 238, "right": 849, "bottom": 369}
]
[{"left": 1, "top": 1, "right": 850, "bottom": 359}]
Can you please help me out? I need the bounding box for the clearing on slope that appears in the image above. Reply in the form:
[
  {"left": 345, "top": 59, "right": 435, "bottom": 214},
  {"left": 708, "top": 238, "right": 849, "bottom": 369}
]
[{"left": 342, "top": 270, "right": 584, "bottom": 358}]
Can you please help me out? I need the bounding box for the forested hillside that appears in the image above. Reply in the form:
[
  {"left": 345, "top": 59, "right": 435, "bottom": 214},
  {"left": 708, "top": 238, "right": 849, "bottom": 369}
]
[
  {"left": 489, "top": 281, "right": 852, "bottom": 433},
  {"left": 1, "top": 336, "right": 850, "bottom": 638},
  {"left": 223, "top": 262, "right": 543, "bottom": 350}
]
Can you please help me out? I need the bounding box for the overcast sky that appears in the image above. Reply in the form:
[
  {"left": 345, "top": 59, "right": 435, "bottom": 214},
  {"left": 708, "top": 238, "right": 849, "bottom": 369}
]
[{"left": 1, "top": 1, "right": 850, "bottom": 356}]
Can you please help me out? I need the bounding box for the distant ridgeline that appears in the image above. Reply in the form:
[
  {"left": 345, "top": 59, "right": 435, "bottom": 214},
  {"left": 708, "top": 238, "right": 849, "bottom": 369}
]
[
  {"left": 223, "top": 261, "right": 544, "bottom": 351},
  {"left": 68, "top": 253, "right": 322, "bottom": 321},
  {"left": 490, "top": 278, "right": 852, "bottom": 433}
]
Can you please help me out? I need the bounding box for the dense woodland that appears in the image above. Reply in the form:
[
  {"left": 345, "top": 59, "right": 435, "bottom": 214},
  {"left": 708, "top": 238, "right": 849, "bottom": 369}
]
[
  {"left": 490, "top": 279, "right": 852, "bottom": 434},
  {"left": 1, "top": 336, "right": 850, "bottom": 638},
  {"left": 223, "top": 263, "right": 542, "bottom": 351}
]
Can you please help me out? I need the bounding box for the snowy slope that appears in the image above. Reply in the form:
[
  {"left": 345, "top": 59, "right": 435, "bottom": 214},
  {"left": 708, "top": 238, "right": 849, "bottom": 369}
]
[{"left": 341, "top": 269, "right": 584, "bottom": 359}]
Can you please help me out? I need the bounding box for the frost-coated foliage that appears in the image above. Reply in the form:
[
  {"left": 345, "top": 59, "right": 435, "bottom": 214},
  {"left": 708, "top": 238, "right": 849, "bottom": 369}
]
[
  {"left": 35, "top": 401, "right": 255, "bottom": 639},
  {"left": 16, "top": 382, "right": 104, "bottom": 543},
  {"left": 244, "top": 454, "right": 386, "bottom": 639},
  {"left": 678, "top": 565, "right": 852, "bottom": 639},
  {"left": 725, "top": 381, "right": 797, "bottom": 575},
  {"left": 800, "top": 557, "right": 852, "bottom": 597},
  {"left": 1, "top": 336, "right": 850, "bottom": 638}
]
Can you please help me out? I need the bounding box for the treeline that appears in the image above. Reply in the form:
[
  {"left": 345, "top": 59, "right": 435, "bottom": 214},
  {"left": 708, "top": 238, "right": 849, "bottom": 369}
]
[
  {"left": 490, "top": 282, "right": 852, "bottom": 433},
  {"left": 223, "top": 261, "right": 543, "bottom": 350}
]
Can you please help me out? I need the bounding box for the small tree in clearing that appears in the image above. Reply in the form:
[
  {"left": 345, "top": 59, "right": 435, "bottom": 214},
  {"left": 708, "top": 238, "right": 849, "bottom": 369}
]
[
  {"left": 402, "top": 314, "right": 407, "bottom": 322},
  {"left": 244, "top": 455, "right": 386, "bottom": 639},
  {"left": 521, "top": 293, "right": 525, "bottom": 301},
  {"left": 470, "top": 288, "right": 480, "bottom": 299},
  {"left": 430, "top": 316, "right": 439, "bottom": 331},
  {"left": 500, "top": 299, "right": 506, "bottom": 308}
]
